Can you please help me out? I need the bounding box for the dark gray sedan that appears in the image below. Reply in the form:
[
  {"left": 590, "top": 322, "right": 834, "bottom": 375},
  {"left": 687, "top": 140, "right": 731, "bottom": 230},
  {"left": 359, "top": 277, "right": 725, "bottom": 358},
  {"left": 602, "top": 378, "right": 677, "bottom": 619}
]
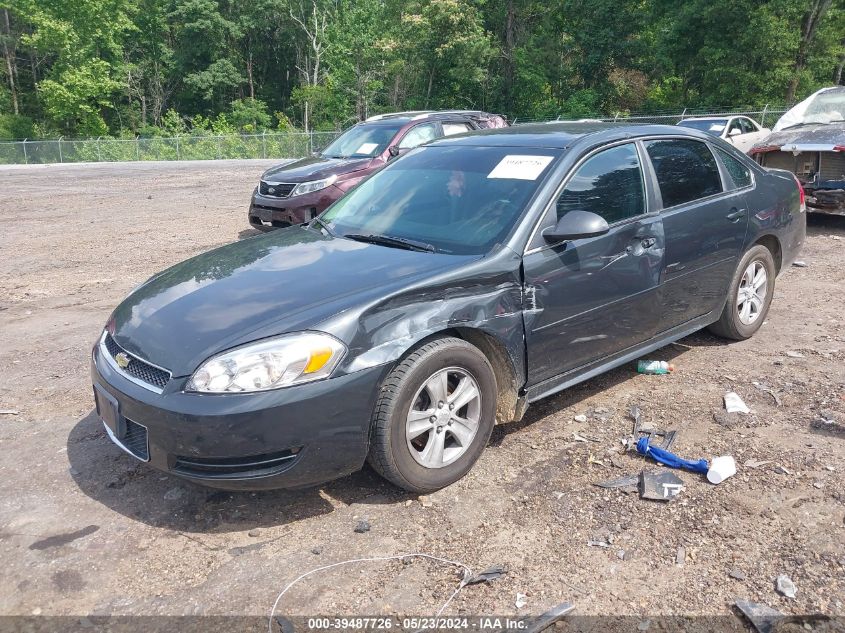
[{"left": 91, "top": 123, "right": 805, "bottom": 492}]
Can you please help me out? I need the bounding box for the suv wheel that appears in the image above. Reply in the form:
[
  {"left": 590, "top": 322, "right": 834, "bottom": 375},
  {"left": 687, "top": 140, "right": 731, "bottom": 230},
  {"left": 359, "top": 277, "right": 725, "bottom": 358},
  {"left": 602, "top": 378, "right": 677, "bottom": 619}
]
[
  {"left": 367, "top": 337, "right": 497, "bottom": 492},
  {"left": 708, "top": 245, "right": 776, "bottom": 340}
]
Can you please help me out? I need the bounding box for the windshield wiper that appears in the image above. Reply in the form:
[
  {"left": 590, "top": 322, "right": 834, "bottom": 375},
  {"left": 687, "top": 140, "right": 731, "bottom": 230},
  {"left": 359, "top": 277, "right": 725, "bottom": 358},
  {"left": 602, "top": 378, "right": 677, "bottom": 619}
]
[
  {"left": 309, "top": 216, "right": 335, "bottom": 236},
  {"left": 343, "top": 233, "right": 436, "bottom": 253}
]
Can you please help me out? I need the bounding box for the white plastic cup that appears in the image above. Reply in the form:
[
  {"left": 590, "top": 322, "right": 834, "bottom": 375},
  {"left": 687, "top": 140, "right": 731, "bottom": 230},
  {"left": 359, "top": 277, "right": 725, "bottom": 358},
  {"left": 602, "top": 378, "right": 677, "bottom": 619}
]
[{"left": 707, "top": 456, "right": 737, "bottom": 484}]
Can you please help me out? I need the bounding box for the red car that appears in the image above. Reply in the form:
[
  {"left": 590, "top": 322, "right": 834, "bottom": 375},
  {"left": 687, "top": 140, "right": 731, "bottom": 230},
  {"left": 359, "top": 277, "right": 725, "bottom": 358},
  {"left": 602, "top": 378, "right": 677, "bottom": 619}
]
[{"left": 248, "top": 110, "right": 507, "bottom": 230}]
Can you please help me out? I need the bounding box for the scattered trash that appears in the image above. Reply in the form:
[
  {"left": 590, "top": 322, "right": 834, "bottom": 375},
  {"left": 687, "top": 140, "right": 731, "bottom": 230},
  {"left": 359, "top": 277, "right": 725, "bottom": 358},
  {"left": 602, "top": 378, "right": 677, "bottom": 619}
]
[
  {"left": 636, "top": 438, "right": 709, "bottom": 475},
  {"left": 637, "top": 360, "right": 674, "bottom": 375},
  {"left": 784, "top": 350, "right": 804, "bottom": 359},
  {"left": 519, "top": 602, "right": 575, "bottom": 633},
  {"left": 587, "top": 454, "right": 606, "bottom": 467},
  {"left": 629, "top": 409, "right": 677, "bottom": 452},
  {"left": 515, "top": 593, "right": 528, "bottom": 609},
  {"left": 268, "top": 553, "right": 474, "bottom": 632},
  {"left": 792, "top": 260, "right": 808, "bottom": 268},
  {"left": 418, "top": 495, "right": 433, "bottom": 508},
  {"left": 616, "top": 549, "right": 626, "bottom": 560},
  {"left": 751, "top": 382, "right": 782, "bottom": 406},
  {"left": 728, "top": 569, "right": 746, "bottom": 580},
  {"left": 775, "top": 574, "right": 796, "bottom": 599},
  {"left": 248, "top": 528, "right": 261, "bottom": 537},
  {"left": 813, "top": 481, "right": 823, "bottom": 489},
  {"left": 465, "top": 564, "right": 506, "bottom": 585},
  {"left": 724, "top": 392, "right": 750, "bottom": 414},
  {"left": 707, "top": 456, "right": 737, "bottom": 484},
  {"left": 596, "top": 474, "right": 639, "bottom": 489},
  {"left": 675, "top": 546, "right": 686, "bottom": 566},
  {"left": 735, "top": 599, "right": 784, "bottom": 633},
  {"left": 573, "top": 432, "right": 600, "bottom": 443},
  {"left": 773, "top": 465, "right": 792, "bottom": 475},
  {"left": 639, "top": 469, "right": 685, "bottom": 501},
  {"left": 573, "top": 414, "right": 588, "bottom": 423},
  {"left": 588, "top": 537, "right": 612, "bottom": 548},
  {"left": 744, "top": 459, "right": 772, "bottom": 469},
  {"left": 310, "top": 546, "right": 322, "bottom": 555},
  {"left": 0, "top": 409, "right": 19, "bottom": 415},
  {"left": 354, "top": 520, "right": 371, "bottom": 533}
]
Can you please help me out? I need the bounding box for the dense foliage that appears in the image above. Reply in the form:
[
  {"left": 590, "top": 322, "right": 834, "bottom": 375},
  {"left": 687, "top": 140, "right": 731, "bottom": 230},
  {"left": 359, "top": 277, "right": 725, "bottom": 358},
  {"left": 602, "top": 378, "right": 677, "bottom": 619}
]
[{"left": 0, "top": 0, "right": 843, "bottom": 139}]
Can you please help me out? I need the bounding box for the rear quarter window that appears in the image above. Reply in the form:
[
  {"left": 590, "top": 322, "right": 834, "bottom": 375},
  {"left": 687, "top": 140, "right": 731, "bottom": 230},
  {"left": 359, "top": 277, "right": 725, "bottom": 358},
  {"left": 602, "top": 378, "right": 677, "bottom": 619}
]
[
  {"left": 645, "top": 139, "right": 723, "bottom": 208},
  {"left": 716, "top": 147, "right": 753, "bottom": 189}
]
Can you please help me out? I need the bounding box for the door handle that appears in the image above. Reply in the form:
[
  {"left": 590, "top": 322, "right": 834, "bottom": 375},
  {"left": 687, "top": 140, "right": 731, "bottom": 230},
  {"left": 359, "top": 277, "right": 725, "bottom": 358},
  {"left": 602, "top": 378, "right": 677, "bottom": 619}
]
[{"left": 726, "top": 208, "right": 746, "bottom": 222}]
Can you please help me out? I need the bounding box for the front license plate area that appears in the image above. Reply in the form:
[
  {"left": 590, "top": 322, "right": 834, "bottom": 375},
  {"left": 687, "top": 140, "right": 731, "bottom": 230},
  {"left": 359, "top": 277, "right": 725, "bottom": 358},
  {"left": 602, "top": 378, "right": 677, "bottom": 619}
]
[{"left": 94, "top": 385, "right": 125, "bottom": 438}]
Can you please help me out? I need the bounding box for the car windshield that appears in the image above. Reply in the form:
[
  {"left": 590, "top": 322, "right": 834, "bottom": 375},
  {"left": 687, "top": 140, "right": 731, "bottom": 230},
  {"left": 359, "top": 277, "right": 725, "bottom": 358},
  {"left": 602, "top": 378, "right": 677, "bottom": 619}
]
[
  {"left": 677, "top": 119, "right": 728, "bottom": 136},
  {"left": 320, "top": 145, "right": 561, "bottom": 255},
  {"left": 774, "top": 88, "right": 845, "bottom": 130},
  {"left": 320, "top": 123, "right": 403, "bottom": 159}
]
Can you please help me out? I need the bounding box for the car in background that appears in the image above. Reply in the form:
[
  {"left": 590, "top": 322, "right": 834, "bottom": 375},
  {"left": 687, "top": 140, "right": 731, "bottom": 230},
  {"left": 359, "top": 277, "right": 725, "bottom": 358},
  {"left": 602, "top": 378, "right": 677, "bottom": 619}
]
[
  {"left": 677, "top": 116, "right": 770, "bottom": 154},
  {"left": 751, "top": 86, "right": 845, "bottom": 215},
  {"left": 94, "top": 122, "right": 804, "bottom": 492},
  {"left": 248, "top": 110, "right": 506, "bottom": 231}
]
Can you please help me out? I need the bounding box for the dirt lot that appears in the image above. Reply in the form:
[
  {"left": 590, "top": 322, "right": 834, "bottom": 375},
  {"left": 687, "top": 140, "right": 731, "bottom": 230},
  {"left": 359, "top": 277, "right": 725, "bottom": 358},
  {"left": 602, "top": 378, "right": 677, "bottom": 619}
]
[{"left": 0, "top": 161, "right": 843, "bottom": 626}]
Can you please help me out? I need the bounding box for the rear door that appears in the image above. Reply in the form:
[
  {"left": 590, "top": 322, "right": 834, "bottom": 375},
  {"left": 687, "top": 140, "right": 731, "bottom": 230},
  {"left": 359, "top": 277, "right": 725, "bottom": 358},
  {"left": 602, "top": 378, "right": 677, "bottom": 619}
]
[
  {"left": 523, "top": 142, "right": 664, "bottom": 386},
  {"left": 643, "top": 138, "right": 749, "bottom": 330}
]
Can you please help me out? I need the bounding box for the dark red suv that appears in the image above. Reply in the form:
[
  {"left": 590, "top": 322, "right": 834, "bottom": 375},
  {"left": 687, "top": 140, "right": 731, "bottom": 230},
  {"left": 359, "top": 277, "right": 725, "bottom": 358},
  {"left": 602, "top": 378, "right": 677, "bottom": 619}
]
[{"left": 248, "top": 110, "right": 507, "bottom": 230}]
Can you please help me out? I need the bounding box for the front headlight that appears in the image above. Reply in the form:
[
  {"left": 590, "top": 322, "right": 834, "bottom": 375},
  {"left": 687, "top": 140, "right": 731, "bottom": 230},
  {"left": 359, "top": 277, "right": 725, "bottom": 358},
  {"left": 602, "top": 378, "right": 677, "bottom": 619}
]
[
  {"left": 186, "top": 332, "right": 346, "bottom": 393},
  {"left": 291, "top": 175, "right": 338, "bottom": 197}
]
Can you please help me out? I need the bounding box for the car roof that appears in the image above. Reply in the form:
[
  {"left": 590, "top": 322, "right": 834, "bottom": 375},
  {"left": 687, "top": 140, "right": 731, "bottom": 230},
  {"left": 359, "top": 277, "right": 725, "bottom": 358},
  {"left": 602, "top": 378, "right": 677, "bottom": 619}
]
[
  {"left": 364, "top": 111, "right": 482, "bottom": 124},
  {"left": 428, "top": 121, "right": 704, "bottom": 149},
  {"left": 678, "top": 116, "right": 733, "bottom": 121}
]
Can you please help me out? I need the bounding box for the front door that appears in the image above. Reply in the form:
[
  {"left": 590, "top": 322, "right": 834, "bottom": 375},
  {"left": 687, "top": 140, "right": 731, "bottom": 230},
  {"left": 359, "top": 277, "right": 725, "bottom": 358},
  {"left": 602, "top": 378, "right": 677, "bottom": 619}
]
[{"left": 523, "top": 142, "right": 665, "bottom": 387}]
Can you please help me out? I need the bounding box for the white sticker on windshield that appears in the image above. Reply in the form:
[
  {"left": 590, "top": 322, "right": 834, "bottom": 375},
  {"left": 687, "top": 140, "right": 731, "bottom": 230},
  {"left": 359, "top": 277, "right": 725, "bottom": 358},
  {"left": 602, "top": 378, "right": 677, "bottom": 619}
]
[
  {"left": 488, "top": 155, "right": 554, "bottom": 180},
  {"left": 356, "top": 142, "right": 379, "bottom": 154},
  {"left": 709, "top": 124, "right": 725, "bottom": 132}
]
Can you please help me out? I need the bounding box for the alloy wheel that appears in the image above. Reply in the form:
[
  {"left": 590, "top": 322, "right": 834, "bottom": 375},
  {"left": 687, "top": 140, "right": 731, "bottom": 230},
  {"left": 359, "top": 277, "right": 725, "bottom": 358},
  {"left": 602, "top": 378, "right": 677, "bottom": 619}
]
[{"left": 736, "top": 260, "right": 768, "bottom": 325}]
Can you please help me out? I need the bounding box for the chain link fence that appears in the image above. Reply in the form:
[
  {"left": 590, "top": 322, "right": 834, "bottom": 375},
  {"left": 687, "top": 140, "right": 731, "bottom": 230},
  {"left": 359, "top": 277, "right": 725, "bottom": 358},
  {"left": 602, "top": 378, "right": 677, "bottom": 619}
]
[
  {"left": 0, "top": 107, "right": 794, "bottom": 165},
  {"left": 514, "top": 105, "right": 791, "bottom": 128},
  {"left": 0, "top": 131, "right": 342, "bottom": 165}
]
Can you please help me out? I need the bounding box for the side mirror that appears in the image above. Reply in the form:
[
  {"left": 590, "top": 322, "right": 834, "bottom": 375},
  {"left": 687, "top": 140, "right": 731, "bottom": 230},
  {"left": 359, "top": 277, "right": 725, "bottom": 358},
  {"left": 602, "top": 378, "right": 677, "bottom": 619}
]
[
  {"left": 728, "top": 128, "right": 742, "bottom": 137},
  {"left": 388, "top": 146, "right": 401, "bottom": 158},
  {"left": 542, "top": 210, "right": 610, "bottom": 243}
]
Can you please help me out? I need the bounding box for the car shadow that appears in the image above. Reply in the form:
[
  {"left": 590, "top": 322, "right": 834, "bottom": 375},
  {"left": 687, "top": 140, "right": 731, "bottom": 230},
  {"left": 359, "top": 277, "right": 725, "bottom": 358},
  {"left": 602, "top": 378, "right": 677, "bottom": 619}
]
[
  {"left": 237, "top": 228, "right": 263, "bottom": 240},
  {"left": 67, "top": 410, "right": 411, "bottom": 534},
  {"left": 68, "top": 330, "right": 726, "bottom": 532}
]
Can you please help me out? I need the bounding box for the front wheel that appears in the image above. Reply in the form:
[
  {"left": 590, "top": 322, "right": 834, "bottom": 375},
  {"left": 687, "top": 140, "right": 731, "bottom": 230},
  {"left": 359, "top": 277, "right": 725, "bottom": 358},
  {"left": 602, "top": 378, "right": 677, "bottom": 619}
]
[
  {"left": 708, "top": 245, "right": 776, "bottom": 340},
  {"left": 367, "top": 337, "right": 497, "bottom": 493}
]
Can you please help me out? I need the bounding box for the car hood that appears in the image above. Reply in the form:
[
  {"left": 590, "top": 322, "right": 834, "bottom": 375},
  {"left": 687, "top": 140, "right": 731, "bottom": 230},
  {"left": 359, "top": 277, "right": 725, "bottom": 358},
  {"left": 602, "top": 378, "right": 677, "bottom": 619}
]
[
  {"left": 754, "top": 123, "right": 845, "bottom": 152},
  {"left": 262, "top": 155, "right": 373, "bottom": 182},
  {"left": 109, "top": 228, "right": 477, "bottom": 377}
]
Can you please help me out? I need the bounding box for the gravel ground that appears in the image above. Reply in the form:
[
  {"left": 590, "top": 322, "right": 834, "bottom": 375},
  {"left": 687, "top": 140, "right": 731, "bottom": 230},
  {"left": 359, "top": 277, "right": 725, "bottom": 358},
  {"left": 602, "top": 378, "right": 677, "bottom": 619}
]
[{"left": 0, "top": 161, "right": 843, "bottom": 626}]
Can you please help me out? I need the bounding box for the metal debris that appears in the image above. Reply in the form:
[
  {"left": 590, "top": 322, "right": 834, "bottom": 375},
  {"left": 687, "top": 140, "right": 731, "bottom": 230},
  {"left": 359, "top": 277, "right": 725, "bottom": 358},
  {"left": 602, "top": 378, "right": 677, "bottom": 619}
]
[
  {"left": 724, "top": 392, "right": 750, "bottom": 414},
  {"left": 734, "top": 599, "right": 784, "bottom": 633},
  {"left": 465, "top": 565, "right": 506, "bottom": 585},
  {"left": 519, "top": 602, "right": 575, "bottom": 633},
  {"left": 776, "top": 574, "right": 796, "bottom": 598},
  {"left": 628, "top": 408, "right": 677, "bottom": 452},
  {"left": 639, "top": 470, "right": 685, "bottom": 501}
]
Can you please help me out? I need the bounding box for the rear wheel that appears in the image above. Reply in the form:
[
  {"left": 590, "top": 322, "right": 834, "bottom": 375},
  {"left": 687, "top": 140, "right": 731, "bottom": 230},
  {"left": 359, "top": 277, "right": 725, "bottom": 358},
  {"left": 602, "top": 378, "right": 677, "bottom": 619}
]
[
  {"left": 708, "top": 245, "right": 776, "bottom": 340},
  {"left": 367, "top": 337, "right": 497, "bottom": 493}
]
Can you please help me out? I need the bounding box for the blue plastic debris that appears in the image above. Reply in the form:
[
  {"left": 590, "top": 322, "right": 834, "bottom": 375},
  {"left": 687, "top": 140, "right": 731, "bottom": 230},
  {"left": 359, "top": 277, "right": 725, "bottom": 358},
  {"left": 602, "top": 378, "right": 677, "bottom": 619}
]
[{"left": 635, "top": 437, "right": 709, "bottom": 474}]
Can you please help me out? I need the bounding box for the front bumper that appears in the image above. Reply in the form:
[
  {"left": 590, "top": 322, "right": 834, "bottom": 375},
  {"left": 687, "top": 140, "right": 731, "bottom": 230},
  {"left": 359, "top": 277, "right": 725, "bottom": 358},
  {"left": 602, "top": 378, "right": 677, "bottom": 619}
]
[
  {"left": 90, "top": 341, "right": 387, "bottom": 490},
  {"left": 248, "top": 186, "right": 343, "bottom": 230}
]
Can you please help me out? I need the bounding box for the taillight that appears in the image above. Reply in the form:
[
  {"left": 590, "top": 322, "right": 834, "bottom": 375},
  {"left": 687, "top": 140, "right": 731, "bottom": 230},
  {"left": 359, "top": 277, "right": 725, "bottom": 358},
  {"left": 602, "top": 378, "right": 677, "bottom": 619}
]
[{"left": 792, "top": 174, "right": 806, "bottom": 213}]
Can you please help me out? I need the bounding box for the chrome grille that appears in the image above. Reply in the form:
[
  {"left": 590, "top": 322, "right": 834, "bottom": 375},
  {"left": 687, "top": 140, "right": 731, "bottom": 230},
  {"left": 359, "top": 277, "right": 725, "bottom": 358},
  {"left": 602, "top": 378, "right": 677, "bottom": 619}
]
[
  {"left": 103, "top": 333, "right": 171, "bottom": 391},
  {"left": 259, "top": 181, "right": 296, "bottom": 197}
]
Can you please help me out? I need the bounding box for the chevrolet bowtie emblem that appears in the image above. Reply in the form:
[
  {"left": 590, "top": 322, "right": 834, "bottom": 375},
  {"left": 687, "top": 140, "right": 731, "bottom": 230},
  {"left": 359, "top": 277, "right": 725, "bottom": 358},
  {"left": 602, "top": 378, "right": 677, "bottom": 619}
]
[{"left": 115, "top": 352, "right": 130, "bottom": 369}]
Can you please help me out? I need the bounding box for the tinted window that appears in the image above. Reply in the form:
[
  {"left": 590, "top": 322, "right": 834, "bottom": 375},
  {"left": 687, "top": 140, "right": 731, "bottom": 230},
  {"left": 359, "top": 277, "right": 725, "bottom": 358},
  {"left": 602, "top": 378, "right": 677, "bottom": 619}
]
[
  {"left": 557, "top": 143, "right": 645, "bottom": 224},
  {"left": 398, "top": 123, "right": 437, "bottom": 149},
  {"left": 645, "top": 139, "right": 723, "bottom": 208},
  {"left": 321, "top": 146, "right": 560, "bottom": 255},
  {"left": 740, "top": 118, "right": 756, "bottom": 134},
  {"left": 727, "top": 119, "right": 744, "bottom": 136},
  {"left": 320, "top": 123, "right": 402, "bottom": 158},
  {"left": 717, "top": 148, "right": 752, "bottom": 189}
]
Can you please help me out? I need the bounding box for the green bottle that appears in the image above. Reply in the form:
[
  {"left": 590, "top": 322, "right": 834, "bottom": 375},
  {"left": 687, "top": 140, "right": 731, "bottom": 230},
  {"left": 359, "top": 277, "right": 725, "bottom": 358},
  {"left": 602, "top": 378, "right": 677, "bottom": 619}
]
[{"left": 637, "top": 360, "right": 674, "bottom": 374}]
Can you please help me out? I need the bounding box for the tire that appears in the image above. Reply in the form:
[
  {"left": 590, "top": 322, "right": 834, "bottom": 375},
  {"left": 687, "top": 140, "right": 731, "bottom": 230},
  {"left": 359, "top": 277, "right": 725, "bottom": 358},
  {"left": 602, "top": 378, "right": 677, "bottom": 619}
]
[
  {"left": 367, "top": 337, "right": 497, "bottom": 493},
  {"left": 708, "top": 245, "right": 776, "bottom": 341}
]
